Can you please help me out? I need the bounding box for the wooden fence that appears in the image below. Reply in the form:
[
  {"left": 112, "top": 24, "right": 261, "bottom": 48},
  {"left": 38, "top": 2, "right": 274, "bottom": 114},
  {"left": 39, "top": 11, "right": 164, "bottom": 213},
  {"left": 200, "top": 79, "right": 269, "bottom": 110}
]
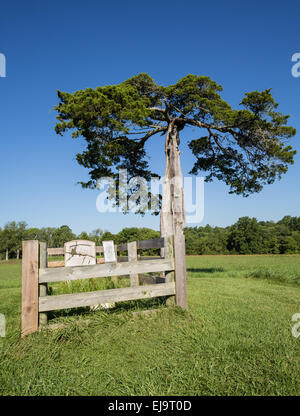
[{"left": 21, "top": 236, "right": 187, "bottom": 337}]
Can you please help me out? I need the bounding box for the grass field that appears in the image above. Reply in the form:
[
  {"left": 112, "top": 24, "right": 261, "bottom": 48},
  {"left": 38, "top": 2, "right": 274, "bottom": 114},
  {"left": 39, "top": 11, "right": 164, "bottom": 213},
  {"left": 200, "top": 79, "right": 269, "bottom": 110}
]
[{"left": 1, "top": 255, "right": 300, "bottom": 396}]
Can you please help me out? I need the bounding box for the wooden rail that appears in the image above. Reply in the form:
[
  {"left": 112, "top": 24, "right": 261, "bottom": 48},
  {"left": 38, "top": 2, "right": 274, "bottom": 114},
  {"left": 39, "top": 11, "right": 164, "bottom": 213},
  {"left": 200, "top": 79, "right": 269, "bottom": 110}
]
[
  {"left": 21, "top": 236, "right": 187, "bottom": 337},
  {"left": 39, "top": 283, "right": 175, "bottom": 312},
  {"left": 39, "top": 258, "right": 174, "bottom": 283},
  {"left": 47, "top": 238, "right": 165, "bottom": 256}
]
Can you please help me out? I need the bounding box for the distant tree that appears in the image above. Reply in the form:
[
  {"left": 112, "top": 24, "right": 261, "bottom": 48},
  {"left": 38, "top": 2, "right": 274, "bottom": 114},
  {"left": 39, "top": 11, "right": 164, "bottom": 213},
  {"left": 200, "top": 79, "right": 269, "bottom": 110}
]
[
  {"left": 24, "top": 227, "right": 40, "bottom": 240},
  {"left": 78, "top": 232, "right": 89, "bottom": 240},
  {"left": 39, "top": 227, "right": 57, "bottom": 247},
  {"left": 89, "top": 228, "right": 104, "bottom": 246},
  {"left": 279, "top": 235, "right": 299, "bottom": 254},
  {"left": 292, "top": 232, "right": 300, "bottom": 252},
  {"left": 116, "top": 227, "right": 159, "bottom": 243},
  {"left": 1, "top": 217, "right": 299, "bottom": 256},
  {"left": 227, "top": 217, "right": 265, "bottom": 254},
  {"left": 278, "top": 216, "right": 300, "bottom": 232},
  {"left": 100, "top": 231, "right": 116, "bottom": 243},
  {"left": 0, "top": 221, "right": 27, "bottom": 258},
  {"left": 262, "top": 230, "right": 280, "bottom": 254},
  {"left": 52, "top": 225, "right": 75, "bottom": 247}
]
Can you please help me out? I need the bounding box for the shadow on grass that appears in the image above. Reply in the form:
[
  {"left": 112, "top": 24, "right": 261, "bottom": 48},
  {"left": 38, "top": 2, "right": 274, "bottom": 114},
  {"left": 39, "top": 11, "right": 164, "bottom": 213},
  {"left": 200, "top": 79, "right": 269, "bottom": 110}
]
[
  {"left": 187, "top": 267, "right": 225, "bottom": 274},
  {"left": 245, "top": 270, "right": 300, "bottom": 286}
]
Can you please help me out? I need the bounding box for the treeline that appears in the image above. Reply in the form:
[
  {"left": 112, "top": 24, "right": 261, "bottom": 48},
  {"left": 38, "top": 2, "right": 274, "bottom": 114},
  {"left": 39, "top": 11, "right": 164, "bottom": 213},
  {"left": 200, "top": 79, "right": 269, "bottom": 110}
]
[
  {"left": 185, "top": 216, "right": 300, "bottom": 254},
  {"left": 0, "top": 223, "right": 160, "bottom": 260},
  {"left": 0, "top": 216, "right": 300, "bottom": 259},
  {"left": 185, "top": 216, "right": 300, "bottom": 255}
]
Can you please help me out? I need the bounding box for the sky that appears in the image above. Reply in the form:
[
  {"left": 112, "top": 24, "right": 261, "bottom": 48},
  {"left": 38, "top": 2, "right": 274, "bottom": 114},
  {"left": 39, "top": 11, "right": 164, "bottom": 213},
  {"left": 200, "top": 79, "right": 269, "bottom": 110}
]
[{"left": 0, "top": 0, "right": 299, "bottom": 234}]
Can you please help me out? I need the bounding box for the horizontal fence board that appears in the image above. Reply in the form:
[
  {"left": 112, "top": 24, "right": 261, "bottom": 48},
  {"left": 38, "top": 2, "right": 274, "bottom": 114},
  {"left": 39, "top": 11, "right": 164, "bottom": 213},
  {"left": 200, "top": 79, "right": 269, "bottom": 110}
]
[
  {"left": 140, "top": 256, "right": 162, "bottom": 261},
  {"left": 118, "top": 238, "right": 164, "bottom": 251},
  {"left": 47, "top": 261, "right": 65, "bottom": 268},
  {"left": 47, "top": 238, "right": 165, "bottom": 257},
  {"left": 39, "top": 258, "right": 174, "bottom": 283},
  {"left": 39, "top": 282, "right": 175, "bottom": 312},
  {"left": 138, "top": 238, "right": 165, "bottom": 249},
  {"left": 117, "top": 243, "right": 128, "bottom": 251},
  {"left": 47, "top": 248, "right": 64, "bottom": 256},
  {"left": 109, "top": 256, "right": 162, "bottom": 262}
]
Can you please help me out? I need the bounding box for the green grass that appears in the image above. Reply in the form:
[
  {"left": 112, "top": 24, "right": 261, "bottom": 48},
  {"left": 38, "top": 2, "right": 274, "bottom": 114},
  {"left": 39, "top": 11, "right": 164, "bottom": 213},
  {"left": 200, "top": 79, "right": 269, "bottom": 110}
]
[{"left": 1, "top": 255, "right": 300, "bottom": 395}]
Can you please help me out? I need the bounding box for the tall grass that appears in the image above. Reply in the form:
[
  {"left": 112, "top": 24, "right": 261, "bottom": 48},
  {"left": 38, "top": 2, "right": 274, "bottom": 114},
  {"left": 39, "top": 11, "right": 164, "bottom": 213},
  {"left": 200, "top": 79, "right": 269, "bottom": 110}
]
[{"left": 1, "top": 255, "right": 300, "bottom": 395}]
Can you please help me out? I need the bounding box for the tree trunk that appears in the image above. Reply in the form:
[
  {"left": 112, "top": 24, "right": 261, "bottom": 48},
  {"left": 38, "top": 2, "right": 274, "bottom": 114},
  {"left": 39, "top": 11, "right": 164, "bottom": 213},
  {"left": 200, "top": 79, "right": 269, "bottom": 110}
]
[
  {"left": 160, "top": 121, "right": 188, "bottom": 309},
  {"left": 6, "top": 249, "right": 8, "bottom": 261},
  {"left": 160, "top": 121, "right": 185, "bottom": 238}
]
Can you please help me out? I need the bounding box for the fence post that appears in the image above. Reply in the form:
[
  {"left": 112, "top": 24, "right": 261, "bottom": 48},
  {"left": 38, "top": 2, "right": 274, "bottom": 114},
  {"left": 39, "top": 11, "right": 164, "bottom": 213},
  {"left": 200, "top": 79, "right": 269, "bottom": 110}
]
[
  {"left": 164, "top": 236, "right": 176, "bottom": 306},
  {"left": 128, "top": 241, "right": 139, "bottom": 286},
  {"left": 174, "top": 232, "right": 188, "bottom": 310},
  {"left": 111, "top": 244, "right": 119, "bottom": 285},
  {"left": 39, "top": 242, "right": 48, "bottom": 327},
  {"left": 21, "top": 240, "right": 39, "bottom": 337}
]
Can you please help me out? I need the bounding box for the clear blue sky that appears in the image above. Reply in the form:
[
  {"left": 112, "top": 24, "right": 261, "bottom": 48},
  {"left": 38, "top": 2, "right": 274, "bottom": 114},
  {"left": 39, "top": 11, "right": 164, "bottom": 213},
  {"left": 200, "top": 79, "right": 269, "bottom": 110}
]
[{"left": 0, "top": 0, "right": 299, "bottom": 234}]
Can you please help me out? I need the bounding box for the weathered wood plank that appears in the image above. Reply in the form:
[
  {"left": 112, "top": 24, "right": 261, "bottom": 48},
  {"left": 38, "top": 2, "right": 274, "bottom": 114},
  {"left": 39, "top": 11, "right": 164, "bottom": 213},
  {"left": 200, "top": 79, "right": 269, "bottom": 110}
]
[
  {"left": 103, "top": 241, "right": 117, "bottom": 263},
  {"left": 128, "top": 241, "right": 139, "bottom": 286},
  {"left": 47, "top": 247, "right": 64, "bottom": 256},
  {"left": 118, "top": 256, "right": 161, "bottom": 262},
  {"left": 39, "top": 282, "right": 175, "bottom": 312},
  {"left": 138, "top": 238, "right": 165, "bottom": 249},
  {"left": 140, "top": 256, "right": 162, "bottom": 261},
  {"left": 48, "top": 238, "right": 166, "bottom": 257},
  {"left": 48, "top": 260, "right": 65, "bottom": 268},
  {"left": 39, "top": 258, "right": 174, "bottom": 283},
  {"left": 65, "top": 240, "right": 96, "bottom": 267},
  {"left": 174, "top": 232, "right": 188, "bottom": 310},
  {"left": 164, "top": 236, "right": 175, "bottom": 304},
  {"left": 22, "top": 240, "right": 39, "bottom": 337},
  {"left": 165, "top": 236, "right": 175, "bottom": 283},
  {"left": 39, "top": 242, "right": 48, "bottom": 327}
]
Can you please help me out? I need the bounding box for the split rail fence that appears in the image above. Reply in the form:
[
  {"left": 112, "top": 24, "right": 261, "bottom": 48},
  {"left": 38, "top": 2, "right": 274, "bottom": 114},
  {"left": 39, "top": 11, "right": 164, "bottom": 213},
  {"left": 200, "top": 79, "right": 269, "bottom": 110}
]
[{"left": 21, "top": 235, "right": 187, "bottom": 337}]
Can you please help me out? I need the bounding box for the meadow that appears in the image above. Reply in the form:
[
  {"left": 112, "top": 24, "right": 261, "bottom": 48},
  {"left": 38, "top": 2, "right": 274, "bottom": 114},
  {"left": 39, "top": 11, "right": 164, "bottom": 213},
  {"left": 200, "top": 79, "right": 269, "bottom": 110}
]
[{"left": 0, "top": 255, "right": 300, "bottom": 396}]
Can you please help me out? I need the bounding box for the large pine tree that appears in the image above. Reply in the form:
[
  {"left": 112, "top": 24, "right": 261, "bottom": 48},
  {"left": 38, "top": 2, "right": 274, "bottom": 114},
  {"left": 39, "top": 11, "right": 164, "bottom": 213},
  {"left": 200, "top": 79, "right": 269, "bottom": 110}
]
[{"left": 54, "top": 73, "right": 296, "bottom": 243}]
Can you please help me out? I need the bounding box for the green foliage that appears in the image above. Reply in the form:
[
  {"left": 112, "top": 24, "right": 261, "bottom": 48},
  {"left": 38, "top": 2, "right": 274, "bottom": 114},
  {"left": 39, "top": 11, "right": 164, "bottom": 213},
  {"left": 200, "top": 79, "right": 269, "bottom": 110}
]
[
  {"left": 0, "top": 221, "right": 27, "bottom": 258},
  {"left": 184, "top": 216, "right": 300, "bottom": 255},
  {"left": 54, "top": 74, "right": 296, "bottom": 200},
  {"left": 52, "top": 225, "right": 76, "bottom": 247},
  {"left": 227, "top": 217, "right": 264, "bottom": 254},
  {"left": 54, "top": 74, "right": 161, "bottom": 197},
  {"left": 1, "top": 217, "right": 300, "bottom": 259}
]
